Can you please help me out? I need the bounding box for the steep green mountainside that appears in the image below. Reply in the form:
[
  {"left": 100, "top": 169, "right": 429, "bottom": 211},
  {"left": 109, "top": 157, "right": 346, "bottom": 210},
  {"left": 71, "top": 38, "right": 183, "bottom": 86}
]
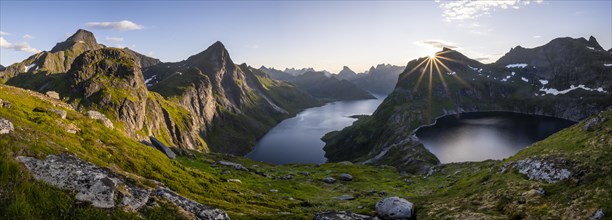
[
  {"left": 1, "top": 83, "right": 609, "bottom": 219},
  {"left": 143, "top": 41, "right": 320, "bottom": 154},
  {"left": 323, "top": 37, "right": 612, "bottom": 173},
  {"left": 1, "top": 29, "right": 103, "bottom": 90},
  {"left": 1, "top": 29, "right": 320, "bottom": 155}
]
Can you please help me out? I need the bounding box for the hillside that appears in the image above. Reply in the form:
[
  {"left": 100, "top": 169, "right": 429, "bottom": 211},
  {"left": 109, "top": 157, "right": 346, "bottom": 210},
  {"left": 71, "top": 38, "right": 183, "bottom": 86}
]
[
  {"left": 337, "top": 64, "right": 405, "bottom": 95},
  {"left": 1, "top": 83, "right": 609, "bottom": 219}
]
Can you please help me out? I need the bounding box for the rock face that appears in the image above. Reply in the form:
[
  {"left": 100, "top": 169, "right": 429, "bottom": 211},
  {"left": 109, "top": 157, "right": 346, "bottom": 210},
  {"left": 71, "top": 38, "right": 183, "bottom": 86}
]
[
  {"left": 150, "top": 137, "right": 177, "bottom": 159},
  {"left": 583, "top": 116, "right": 606, "bottom": 131},
  {"left": 86, "top": 111, "right": 114, "bottom": 129},
  {"left": 375, "top": 197, "right": 415, "bottom": 220},
  {"left": 0, "top": 118, "right": 14, "bottom": 134},
  {"left": 155, "top": 187, "right": 230, "bottom": 220},
  {"left": 16, "top": 155, "right": 150, "bottom": 210},
  {"left": 313, "top": 211, "right": 372, "bottom": 220},
  {"left": 323, "top": 177, "right": 337, "bottom": 184},
  {"left": 323, "top": 37, "right": 612, "bottom": 174},
  {"left": 507, "top": 157, "right": 573, "bottom": 183}
]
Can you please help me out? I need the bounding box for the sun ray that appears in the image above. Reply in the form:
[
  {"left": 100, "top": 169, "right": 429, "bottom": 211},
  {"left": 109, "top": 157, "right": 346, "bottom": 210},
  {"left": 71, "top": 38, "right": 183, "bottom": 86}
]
[
  {"left": 435, "top": 57, "right": 472, "bottom": 88},
  {"left": 413, "top": 57, "right": 432, "bottom": 92},
  {"left": 432, "top": 58, "right": 451, "bottom": 97},
  {"left": 401, "top": 57, "right": 430, "bottom": 80}
]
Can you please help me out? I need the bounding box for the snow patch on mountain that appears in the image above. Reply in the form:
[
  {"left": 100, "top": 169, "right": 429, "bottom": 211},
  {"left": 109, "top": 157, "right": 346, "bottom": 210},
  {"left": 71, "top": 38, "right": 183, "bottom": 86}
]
[
  {"left": 539, "top": 80, "right": 549, "bottom": 85},
  {"left": 505, "top": 63, "right": 528, "bottom": 68},
  {"left": 540, "top": 84, "right": 608, "bottom": 96},
  {"left": 604, "top": 64, "right": 612, "bottom": 67},
  {"left": 521, "top": 77, "right": 528, "bottom": 82}
]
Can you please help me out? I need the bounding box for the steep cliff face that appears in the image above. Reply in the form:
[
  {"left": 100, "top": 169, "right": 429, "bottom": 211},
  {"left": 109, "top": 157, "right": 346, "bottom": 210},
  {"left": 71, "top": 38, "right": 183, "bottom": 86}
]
[
  {"left": 1, "top": 29, "right": 103, "bottom": 90},
  {"left": 323, "top": 37, "right": 612, "bottom": 173},
  {"left": 67, "top": 48, "right": 204, "bottom": 150},
  {"left": 144, "top": 42, "right": 319, "bottom": 154}
]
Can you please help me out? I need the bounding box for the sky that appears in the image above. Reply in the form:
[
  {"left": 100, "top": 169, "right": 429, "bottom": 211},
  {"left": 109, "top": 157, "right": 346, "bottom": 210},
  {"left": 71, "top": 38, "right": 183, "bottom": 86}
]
[{"left": 1, "top": 0, "right": 611, "bottom": 73}]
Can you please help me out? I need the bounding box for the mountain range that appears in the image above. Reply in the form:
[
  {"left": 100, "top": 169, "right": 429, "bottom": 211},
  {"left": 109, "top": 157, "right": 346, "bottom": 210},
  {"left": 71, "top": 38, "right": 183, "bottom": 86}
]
[
  {"left": 323, "top": 36, "right": 612, "bottom": 173},
  {"left": 0, "top": 30, "right": 610, "bottom": 219}
]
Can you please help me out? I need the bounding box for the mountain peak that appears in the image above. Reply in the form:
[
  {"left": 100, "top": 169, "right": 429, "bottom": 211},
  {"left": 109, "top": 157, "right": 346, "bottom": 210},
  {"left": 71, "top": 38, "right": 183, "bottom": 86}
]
[
  {"left": 51, "top": 29, "right": 100, "bottom": 52},
  {"left": 185, "top": 41, "right": 234, "bottom": 71}
]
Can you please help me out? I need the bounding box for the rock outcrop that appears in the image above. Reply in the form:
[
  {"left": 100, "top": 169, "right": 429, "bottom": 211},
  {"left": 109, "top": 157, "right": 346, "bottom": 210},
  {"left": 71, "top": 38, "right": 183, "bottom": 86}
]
[
  {"left": 16, "top": 154, "right": 230, "bottom": 218},
  {"left": 313, "top": 211, "right": 371, "bottom": 220},
  {"left": 150, "top": 137, "right": 177, "bottom": 159},
  {"left": 86, "top": 111, "right": 114, "bottom": 129},
  {"left": 16, "top": 155, "right": 150, "bottom": 210},
  {"left": 0, "top": 118, "right": 14, "bottom": 134},
  {"left": 504, "top": 157, "right": 574, "bottom": 183}
]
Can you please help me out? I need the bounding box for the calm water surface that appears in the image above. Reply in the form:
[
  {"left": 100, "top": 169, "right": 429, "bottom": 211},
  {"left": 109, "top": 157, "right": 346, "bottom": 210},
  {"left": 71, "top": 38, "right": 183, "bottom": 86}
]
[
  {"left": 246, "top": 95, "right": 386, "bottom": 164},
  {"left": 416, "top": 112, "right": 576, "bottom": 163}
]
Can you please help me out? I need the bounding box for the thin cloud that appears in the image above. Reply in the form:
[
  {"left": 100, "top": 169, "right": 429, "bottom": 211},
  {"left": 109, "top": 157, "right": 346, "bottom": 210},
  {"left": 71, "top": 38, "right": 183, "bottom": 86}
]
[
  {"left": 105, "top": 36, "right": 124, "bottom": 42},
  {"left": 23, "top": 34, "right": 33, "bottom": 40},
  {"left": 438, "top": 0, "right": 544, "bottom": 22},
  {"left": 414, "top": 40, "right": 459, "bottom": 49},
  {"left": 0, "top": 37, "right": 40, "bottom": 53},
  {"left": 533, "top": 35, "right": 542, "bottom": 38},
  {"left": 85, "top": 20, "right": 144, "bottom": 31},
  {"left": 0, "top": 31, "right": 10, "bottom": 36}
]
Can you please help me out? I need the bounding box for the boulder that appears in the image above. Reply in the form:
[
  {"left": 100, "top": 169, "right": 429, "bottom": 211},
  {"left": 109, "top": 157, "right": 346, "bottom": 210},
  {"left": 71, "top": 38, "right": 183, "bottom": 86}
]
[
  {"left": 50, "top": 108, "right": 67, "bottom": 119},
  {"left": 149, "top": 137, "right": 177, "bottom": 159},
  {"left": 313, "top": 211, "right": 372, "bottom": 220},
  {"left": 339, "top": 173, "right": 353, "bottom": 181},
  {"left": 323, "top": 177, "right": 336, "bottom": 184},
  {"left": 279, "top": 174, "right": 294, "bottom": 180},
  {"left": 226, "top": 179, "right": 241, "bottom": 183},
  {"left": 45, "top": 91, "right": 60, "bottom": 99},
  {"left": 86, "top": 110, "right": 114, "bottom": 129},
  {"left": 0, "top": 118, "right": 14, "bottom": 134},
  {"left": 217, "top": 161, "right": 248, "bottom": 171},
  {"left": 155, "top": 187, "right": 230, "bottom": 220},
  {"left": 375, "top": 197, "right": 415, "bottom": 220}
]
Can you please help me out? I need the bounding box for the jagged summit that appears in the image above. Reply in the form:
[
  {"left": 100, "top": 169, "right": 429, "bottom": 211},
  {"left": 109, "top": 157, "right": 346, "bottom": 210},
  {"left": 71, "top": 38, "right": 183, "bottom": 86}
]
[
  {"left": 186, "top": 41, "right": 234, "bottom": 69},
  {"left": 51, "top": 29, "right": 100, "bottom": 52}
]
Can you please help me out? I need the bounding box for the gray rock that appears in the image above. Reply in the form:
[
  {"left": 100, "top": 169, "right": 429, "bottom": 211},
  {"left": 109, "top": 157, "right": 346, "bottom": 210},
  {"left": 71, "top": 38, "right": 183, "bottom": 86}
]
[
  {"left": 86, "top": 110, "right": 114, "bottom": 129},
  {"left": 156, "top": 187, "right": 230, "bottom": 220},
  {"left": 375, "top": 197, "right": 415, "bottom": 220},
  {"left": 15, "top": 155, "right": 149, "bottom": 210},
  {"left": 269, "top": 189, "right": 278, "bottom": 193},
  {"left": 583, "top": 117, "right": 605, "bottom": 131},
  {"left": 590, "top": 209, "right": 604, "bottom": 220},
  {"left": 323, "top": 177, "right": 336, "bottom": 184},
  {"left": 217, "top": 161, "right": 248, "bottom": 171},
  {"left": 0, "top": 118, "right": 14, "bottom": 134},
  {"left": 299, "top": 171, "right": 310, "bottom": 176},
  {"left": 221, "top": 170, "right": 231, "bottom": 175},
  {"left": 65, "top": 123, "right": 80, "bottom": 134},
  {"left": 279, "top": 174, "right": 294, "bottom": 180},
  {"left": 150, "top": 137, "right": 177, "bottom": 159},
  {"left": 314, "top": 211, "right": 372, "bottom": 220},
  {"left": 0, "top": 98, "right": 10, "bottom": 108},
  {"left": 336, "top": 195, "right": 355, "bottom": 200},
  {"left": 511, "top": 158, "right": 573, "bottom": 183},
  {"left": 46, "top": 91, "right": 60, "bottom": 100},
  {"left": 339, "top": 173, "right": 353, "bottom": 181},
  {"left": 226, "top": 179, "right": 241, "bottom": 183},
  {"left": 50, "top": 108, "right": 67, "bottom": 119}
]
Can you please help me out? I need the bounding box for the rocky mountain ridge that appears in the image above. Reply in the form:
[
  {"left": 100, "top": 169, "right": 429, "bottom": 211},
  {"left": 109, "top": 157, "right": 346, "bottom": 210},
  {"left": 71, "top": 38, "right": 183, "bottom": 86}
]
[{"left": 322, "top": 36, "right": 612, "bottom": 173}]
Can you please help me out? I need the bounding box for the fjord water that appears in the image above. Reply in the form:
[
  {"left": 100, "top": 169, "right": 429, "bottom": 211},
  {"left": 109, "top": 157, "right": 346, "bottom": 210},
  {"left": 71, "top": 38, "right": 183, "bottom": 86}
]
[
  {"left": 246, "top": 95, "right": 386, "bottom": 164},
  {"left": 416, "top": 112, "right": 576, "bottom": 163}
]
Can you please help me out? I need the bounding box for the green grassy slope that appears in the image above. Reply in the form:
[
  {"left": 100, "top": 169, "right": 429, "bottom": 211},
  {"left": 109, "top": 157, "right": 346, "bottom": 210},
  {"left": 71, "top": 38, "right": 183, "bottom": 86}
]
[{"left": 1, "top": 84, "right": 609, "bottom": 219}]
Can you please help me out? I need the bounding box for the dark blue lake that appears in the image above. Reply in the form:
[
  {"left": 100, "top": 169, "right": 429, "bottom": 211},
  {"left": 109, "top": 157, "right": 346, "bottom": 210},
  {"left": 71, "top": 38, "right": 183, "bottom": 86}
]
[
  {"left": 246, "top": 95, "right": 386, "bottom": 164},
  {"left": 415, "top": 112, "right": 576, "bottom": 163}
]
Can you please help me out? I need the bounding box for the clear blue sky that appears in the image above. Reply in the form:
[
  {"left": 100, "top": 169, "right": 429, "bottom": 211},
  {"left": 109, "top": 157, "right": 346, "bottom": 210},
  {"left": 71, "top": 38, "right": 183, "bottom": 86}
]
[{"left": 1, "top": 0, "right": 610, "bottom": 73}]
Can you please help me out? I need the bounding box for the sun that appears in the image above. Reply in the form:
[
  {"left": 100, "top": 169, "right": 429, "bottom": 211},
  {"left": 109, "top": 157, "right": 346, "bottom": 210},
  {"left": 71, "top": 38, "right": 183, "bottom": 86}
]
[{"left": 427, "top": 50, "right": 437, "bottom": 59}]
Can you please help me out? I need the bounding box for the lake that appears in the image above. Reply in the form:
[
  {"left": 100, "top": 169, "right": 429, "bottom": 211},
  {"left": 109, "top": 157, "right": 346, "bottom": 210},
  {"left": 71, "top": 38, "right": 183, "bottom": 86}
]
[
  {"left": 415, "top": 112, "right": 576, "bottom": 163},
  {"left": 245, "top": 95, "right": 386, "bottom": 164}
]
